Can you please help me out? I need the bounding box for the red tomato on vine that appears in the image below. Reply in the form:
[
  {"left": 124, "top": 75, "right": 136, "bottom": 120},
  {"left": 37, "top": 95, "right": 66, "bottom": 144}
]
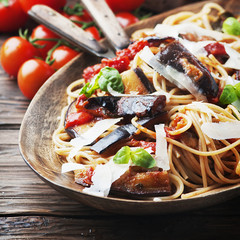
[
  {"left": 31, "top": 24, "right": 60, "bottom": 58},
  {"left": 85, "top": 26, "right": 101, "bottom": 40},
  {"left": 63, "top": 10, "right": 92, "bottom": 24},
  {"left": 115, "top": 12, "right": 139, "bottom": 28},
  {"left": 105, "top": 0, "right": 144, "bottom": 12},
  {"left": 17, "top": 59, "right": 55, "bottom": 99},
  {"left": 50, "top": 45, "right": 79, "bottom": 70},
  {"left": 0, "top": 0, "right": 28, "bottom": 32},
  {"left": 0, "top": 36, "right": 40, "bottom": 77},
  {"left": 19, "top": 0, "right": 66, "bottom": 13}
]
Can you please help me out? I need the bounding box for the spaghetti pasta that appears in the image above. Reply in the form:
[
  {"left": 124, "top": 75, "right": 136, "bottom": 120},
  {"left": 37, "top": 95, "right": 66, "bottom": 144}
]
[{"left": 53, "top": 3, "right": 240, "bottom": 200}]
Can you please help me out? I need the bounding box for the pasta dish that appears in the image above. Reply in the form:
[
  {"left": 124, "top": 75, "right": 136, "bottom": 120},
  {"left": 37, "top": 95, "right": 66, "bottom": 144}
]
[{"left": 53, "top": 2, "right": 240, "bottom": 200}]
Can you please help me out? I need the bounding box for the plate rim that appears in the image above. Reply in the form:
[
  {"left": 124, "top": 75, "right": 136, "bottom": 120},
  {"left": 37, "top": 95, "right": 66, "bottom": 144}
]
[{"left": 18, "top": 0, "right": 240, "bottom": 213}]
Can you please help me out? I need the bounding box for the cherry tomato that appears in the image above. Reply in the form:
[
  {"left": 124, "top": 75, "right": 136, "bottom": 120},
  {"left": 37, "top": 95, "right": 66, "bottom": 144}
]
[
  {"left": 0, "top": 37, "right": 40, "bottom": 77},
  {"left": 85, "top": 26, "right": 101, "bottom": 40},
  {"left": 19, "top": 0, "right": 66, "bottom": 13},
  {"left": 17, "top": 59, "right": 55, "bottom": 99},
  {"left": 31, "top": 24, "right": 60, "bottom": 58},
  {"left": 65, "top": 111, "right": 94, "bottom": 129},
  {"left": 105, "top": 0, "right": 144, "bottom": 12},
  {"left": 0, "top": 0, "right": 28, "bottom": 32},
  {"left": 62, "top": 13, "right": 83, "bottom": 27},
  {"left": 62, "top": 13, "right": 90, "bottom": 28},
  {"left": 80, "top": 9, "right": 92, "bottom": 22},
  {"left": 115, "top": 12, "right": 139, "bottom": 28},
  {"left": 63, "top": 9, "right": 92, "bottom": 23},
  {"left": 50, "top": 46, "right": 79, "bottom": 70}
]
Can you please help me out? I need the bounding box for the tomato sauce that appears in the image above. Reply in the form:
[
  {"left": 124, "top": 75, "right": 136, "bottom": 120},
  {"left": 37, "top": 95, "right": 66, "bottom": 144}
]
[
  {"left": 83, "top": 39, "right": 149, "bottom": 81},
  {"left": 83, "top": 167, "right": 94, "bottom": 185},
  {"left": 116, "top": 39, "right": 149, "bottom": 60},
  {"left": 130, "top": 139, "right": 156, "bottom": 153}
]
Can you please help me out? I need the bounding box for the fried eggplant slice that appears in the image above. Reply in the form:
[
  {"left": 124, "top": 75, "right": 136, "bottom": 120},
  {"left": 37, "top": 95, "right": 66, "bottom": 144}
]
[
  {"left": 133, "top": 67, "right": 156, "bottom": 93},
  {"left": 121, "top": 68, "right": 154, "bottom": 95},
  {"left": 111, "top": 166, "right": 171, "bottom": 196},
  {"left": 156, "top": 39, "right": 219, "bottom": 100},
  {"left": 65, "top": 95, "right": 166, "bottom": 139},
  {"left": 91, "top": 113, "right": 167, "bottom": 154},
  {"left": 84, "top": 95, "right": 166, "bottom": 118}
]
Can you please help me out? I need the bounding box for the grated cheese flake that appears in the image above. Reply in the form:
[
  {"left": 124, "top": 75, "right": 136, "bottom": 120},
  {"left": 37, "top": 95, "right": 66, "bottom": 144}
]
[
  {"left": 201, "top": 122, "right": 240, "bottom": 140},
  {"left": 155, "top": 124, "right": 170, "bottom": 170}
]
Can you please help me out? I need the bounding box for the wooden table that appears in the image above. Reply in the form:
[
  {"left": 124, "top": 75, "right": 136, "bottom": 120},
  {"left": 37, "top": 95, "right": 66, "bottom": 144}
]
[{"left": 1, "top": 2, "right": 240, "bottom": 239}]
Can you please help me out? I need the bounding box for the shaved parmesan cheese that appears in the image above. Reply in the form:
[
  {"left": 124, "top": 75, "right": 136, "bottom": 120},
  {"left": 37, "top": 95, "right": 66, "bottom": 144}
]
[
  {"left": 155, "top": 124, "right": 170, "bottom": 170},
  {"left": 182, "top": 40, "right": 240, "bottom": 71},
  {"left": 232, "top": 99, "right": 240, "bottom": 110},
  {"left": 154, "top": 23, "right": 226, "bottom": 41},
  {"left": 225, "top": 75, "right": 240, "bottom": 86},
  {"left": 69, "top": 118, "right": 122, "bottom": 159},
  {"left": 165, "top": 65, "right": 207, "bottom": 101},
  {"left": 61, "top": 162, "right": 86, "bottom": 173},
  {"left": 222, "top": 44, "right": 240, "bottom": 70},
  {"left": 182, "top": 41, "right": 240, "bottom": 71},
  {"left": 139, "top": 46, "right": 206, "bottom": 101},
  {"left": 201, "top": 122, "right": 240, "bottom": 140},
  {"left": 179, "top": 39, "right": 209, "bottom": 57},
  {"left": 154, "top": 23, "right": 240, "bottom": 70},
  {"left": 83, "top": 164, "right": 112, "bottom": 197},
  {"left": 83, "top": 159, "right": 130, "bottom": 197},
  {"left": 139, "top": 46, "right": 185, "bottom": 90}
]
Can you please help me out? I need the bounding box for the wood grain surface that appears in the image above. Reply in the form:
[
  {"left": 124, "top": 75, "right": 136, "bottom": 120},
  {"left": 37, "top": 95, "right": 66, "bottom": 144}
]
[{"left": 1, "top": 0, "right": 240, "bottom": 239}]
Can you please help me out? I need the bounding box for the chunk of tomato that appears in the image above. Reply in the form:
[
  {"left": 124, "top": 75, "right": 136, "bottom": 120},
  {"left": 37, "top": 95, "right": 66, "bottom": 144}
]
[{"left": 65, "top": 111, "right": 94, "bottom": 129}]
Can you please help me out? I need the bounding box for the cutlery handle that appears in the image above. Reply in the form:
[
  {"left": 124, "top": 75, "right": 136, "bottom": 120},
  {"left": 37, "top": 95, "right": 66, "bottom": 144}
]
[
  {"left": 28, "top": 4, "right": 110, "bottom": 58},
  {"left": 81, "top": 0, "right": 130, "bottom": 50}
]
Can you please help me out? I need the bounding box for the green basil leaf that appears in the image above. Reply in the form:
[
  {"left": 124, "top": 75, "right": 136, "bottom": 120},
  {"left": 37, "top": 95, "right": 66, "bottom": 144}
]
[
  {"left": 113, "top": 146, "right": 131, "bottom": 164},
  {"left": 80, "top": 76, "right": 99, "bottom": 98},
  {"left": 80, "top": 66, "right": 124, "bottom": 98},
  {"left": 219, "top": 84, "right": 238, "bottom": 105},
  {"left": 231, "top": 99, "right": 240, "bottom": 118},
  {"left": 130, "top": 148, "right": 156, "bottom": 168},
  {"left": 98, "top": 67, "right": 124, "bottom": 93},
  {"left": 234, "top": 82, "right": 240, "bottom": 98},
  {"left": 222, "top": 17, "right": 240, "bottom": 36}
]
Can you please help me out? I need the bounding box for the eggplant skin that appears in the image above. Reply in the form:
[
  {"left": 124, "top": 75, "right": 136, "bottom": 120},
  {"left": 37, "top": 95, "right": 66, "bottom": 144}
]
[
  {"left": 64, "top": 100, "right": 79, "bottom": 138},
  {"left": 156, "top": 40, "right": 219, "bottom": 99},
  {"left": 85, "top": 95, "right": 166, "bottom": 118},
  {"left": 133, "top": 67, "right": 156, "bottom": 93},
  {"left": 145, "top": 36, "right": 175, "bottom": 47},
  {"left": 111, "top": 166, "right": 171, "bottom": 197},
  {"left": 90, "top": 112, "right": 167, "bottom": 154},
  {"left": 64, "top": 95, "right": 166, "bottom": 139}
]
